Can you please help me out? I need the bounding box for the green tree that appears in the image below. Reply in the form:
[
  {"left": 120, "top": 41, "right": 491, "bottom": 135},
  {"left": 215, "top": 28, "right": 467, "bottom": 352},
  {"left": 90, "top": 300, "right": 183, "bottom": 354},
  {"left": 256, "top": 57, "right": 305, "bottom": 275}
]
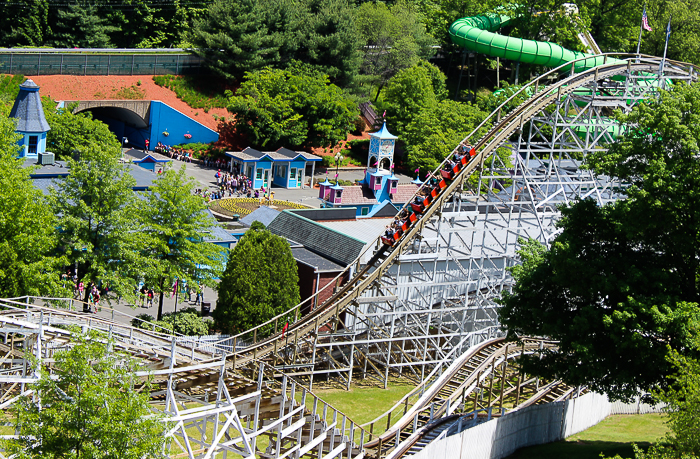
[
  {"left": 228, "top": 64, "right": 358, "bottom": 149},
  {"left": 138, "top": 166, "right": 227, "bottom": 320},
  {"left": 214, "top": 221, "right": 300, "bottom": 335},
  {"left": 6, "top": 329, "right": 165, "bottom": 459},
  {"left": 0, "top": 114, "right": 63, "bottom": 298},
  {"left": 51, "top": 147, "right": 143, "bottom": 304},
  {"left": 403, "top": 99, "right": 490, "bottom": 172},
  {"left": 0, "top": 0, "right": 51, "bottom": 47},
  {"left": 355, "top": 0, "right": 437, "bottom": 101},
  {"left": 50, "top": 0, "right": 119, "bottom": 48},
  {"left": 498, "top": 82, "right": 700, "bottom": 400},
  {"left": 192, "top": 0, "right": 361, "bottom": 84},
  {"left": 382, "top": 62, "right": 442, "bottom": 132},
  {"left": 44, "top": 102, "right": 121, "bottom": 160}
]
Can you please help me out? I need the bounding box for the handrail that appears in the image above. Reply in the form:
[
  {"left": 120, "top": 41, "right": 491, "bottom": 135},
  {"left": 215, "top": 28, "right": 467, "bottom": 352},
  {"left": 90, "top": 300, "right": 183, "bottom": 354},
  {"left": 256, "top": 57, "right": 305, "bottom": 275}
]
[
  {"left": 360, "top": 326, "right": 502, "bottom": 429},
  {"left": 0, "top": 297, "right": 228, "bottom": 357}
]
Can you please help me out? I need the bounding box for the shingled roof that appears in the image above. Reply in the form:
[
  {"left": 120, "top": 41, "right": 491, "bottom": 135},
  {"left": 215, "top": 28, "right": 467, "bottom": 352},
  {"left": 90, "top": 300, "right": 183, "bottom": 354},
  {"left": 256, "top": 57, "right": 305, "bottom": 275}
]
[
  {"left": 267, "top": 211, "right": 366, "bottom": 266},
  {"left": 9, "top": 79, "right": 50, "bottom": 133}
]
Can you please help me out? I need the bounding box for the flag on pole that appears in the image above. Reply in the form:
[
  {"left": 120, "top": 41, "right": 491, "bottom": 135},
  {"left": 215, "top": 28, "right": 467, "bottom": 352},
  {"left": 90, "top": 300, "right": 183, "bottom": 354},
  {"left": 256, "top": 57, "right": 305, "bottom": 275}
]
[
  {"left": 382, "top": 110, "right": 386, "bottom": 118},
  {"left": 642, "top": 6, "right": 652, "bottom": 31},
  {"left": 171, "top": 279, "right": 178, "bottom": 298},
  {"left": 414, "top": 167, "right": 419, "bottom": 174},
  {"left": 282, "top": 322, "right": 289, "bottom": 338}
]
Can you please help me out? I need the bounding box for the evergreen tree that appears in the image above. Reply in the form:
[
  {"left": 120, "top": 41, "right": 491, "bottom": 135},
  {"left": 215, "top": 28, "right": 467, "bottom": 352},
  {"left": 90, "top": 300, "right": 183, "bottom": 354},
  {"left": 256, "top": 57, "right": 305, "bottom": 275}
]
[
  {"left": 214, "top": 222, "right": 300, "bottom": 335},
  {"left": 137, "top": 166, "right": 227, "bottom": 321},
  {"left": 192, "top": 0, "right": 361, "bottom": 83},
  {"left": 50, "top": 0, "right": 118, "bottom": 48}
]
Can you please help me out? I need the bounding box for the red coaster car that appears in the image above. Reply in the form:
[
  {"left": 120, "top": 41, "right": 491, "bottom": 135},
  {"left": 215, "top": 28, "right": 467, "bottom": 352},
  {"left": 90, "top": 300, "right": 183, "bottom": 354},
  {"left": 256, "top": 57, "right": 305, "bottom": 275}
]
[
  {"left": 409, "top": 212, "right": 418, "bottom": 223},
  {"left": 440, "top": 170, "right": 453, "bottom": 180},
  {"left": 381, "top": 236, "right": 394, "bottom": 246},
  {"left": 401, "top": 221, "right": 411, "bottom": 232},
  {"left": 411, "top": 202, "right": 424, "bottom": 213}
]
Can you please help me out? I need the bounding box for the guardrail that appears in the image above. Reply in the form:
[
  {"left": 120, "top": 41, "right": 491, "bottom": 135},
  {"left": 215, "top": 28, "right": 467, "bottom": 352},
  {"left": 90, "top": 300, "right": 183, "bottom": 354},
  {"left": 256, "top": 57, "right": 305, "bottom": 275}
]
[{"left": 0, "top": 50, "right": 204, "bottom": 76}]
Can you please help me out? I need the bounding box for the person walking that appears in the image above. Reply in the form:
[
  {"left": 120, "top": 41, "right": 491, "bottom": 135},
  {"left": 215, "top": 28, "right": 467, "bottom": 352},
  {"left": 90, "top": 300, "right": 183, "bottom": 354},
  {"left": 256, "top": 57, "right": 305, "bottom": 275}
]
[
  {"left": 147, "top": 288, "right": 154, "bottom": 308},
  {"left": 145, "top": 139, "right": 150, "bottom": 152}
]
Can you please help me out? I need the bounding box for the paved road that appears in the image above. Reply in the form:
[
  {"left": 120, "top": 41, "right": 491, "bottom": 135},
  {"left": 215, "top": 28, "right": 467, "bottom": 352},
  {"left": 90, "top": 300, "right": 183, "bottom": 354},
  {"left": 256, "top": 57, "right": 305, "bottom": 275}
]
[{"left": 102, "top": 149, "right": 414, "bottom": 327}]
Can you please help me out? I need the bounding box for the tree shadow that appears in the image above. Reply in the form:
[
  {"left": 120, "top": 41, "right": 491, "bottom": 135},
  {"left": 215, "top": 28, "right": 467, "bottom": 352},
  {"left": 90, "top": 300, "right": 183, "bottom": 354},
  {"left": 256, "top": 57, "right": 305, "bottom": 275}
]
[{"left": 506, "top": 440, "right": 654, "bottom": 459}]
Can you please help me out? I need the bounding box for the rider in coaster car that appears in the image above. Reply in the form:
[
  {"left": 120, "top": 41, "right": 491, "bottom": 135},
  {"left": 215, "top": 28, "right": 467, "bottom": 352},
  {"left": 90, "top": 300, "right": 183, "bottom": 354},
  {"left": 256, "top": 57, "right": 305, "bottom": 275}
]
[{"left": 444, "top": 158, "right": 456, "bottom": 170}]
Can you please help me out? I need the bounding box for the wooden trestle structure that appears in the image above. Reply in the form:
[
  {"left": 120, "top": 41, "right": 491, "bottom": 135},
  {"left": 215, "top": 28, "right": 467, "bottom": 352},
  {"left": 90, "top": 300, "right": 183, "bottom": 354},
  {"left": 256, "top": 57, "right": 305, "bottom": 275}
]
[{"left": 0, "top": 54, "right": 697, "bottom": 459}]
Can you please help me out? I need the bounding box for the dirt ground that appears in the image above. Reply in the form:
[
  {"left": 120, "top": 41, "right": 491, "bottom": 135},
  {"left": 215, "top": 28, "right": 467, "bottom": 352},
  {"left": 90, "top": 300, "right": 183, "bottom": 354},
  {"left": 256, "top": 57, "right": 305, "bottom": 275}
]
[{"left": 30, "top": 75, "right": 229, "bottom": 131}]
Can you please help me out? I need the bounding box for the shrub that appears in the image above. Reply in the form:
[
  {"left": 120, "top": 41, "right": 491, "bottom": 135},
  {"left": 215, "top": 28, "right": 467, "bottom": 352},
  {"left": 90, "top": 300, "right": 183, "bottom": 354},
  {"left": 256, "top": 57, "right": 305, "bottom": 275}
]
[
  {"left": 131, "top": 308, "right": 212, "bottom": 336},
  {"left": 152, "top": 75, "right": 228, "bottom": 110},
  {"left": 353, "top": 117, "right": 366, "bottom": 135}
]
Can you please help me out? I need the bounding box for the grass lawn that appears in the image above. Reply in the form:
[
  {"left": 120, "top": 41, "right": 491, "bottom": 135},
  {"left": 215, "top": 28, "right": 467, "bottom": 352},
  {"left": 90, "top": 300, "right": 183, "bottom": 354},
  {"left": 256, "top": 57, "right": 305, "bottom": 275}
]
[
  {"left": 507, "top": 414, "right": 669, "bottom": 459},
  {"left": 310, "top": 382, "right": 415, "bottom": 427}
]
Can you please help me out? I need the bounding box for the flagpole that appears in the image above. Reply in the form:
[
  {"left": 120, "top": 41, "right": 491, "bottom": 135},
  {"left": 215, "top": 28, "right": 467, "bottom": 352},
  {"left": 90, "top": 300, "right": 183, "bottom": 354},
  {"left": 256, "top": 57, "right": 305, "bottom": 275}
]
[
  {"left": 660, "top": 15, "right": 671, "bottom": 86},
  {"left": 636, "top": 5, "right": 645, "bottom": 61}
]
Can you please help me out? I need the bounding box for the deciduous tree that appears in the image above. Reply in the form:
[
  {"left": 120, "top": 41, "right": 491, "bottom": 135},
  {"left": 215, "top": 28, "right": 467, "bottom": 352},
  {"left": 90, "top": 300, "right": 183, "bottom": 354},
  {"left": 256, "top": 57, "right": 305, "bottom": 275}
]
[
  {"left": 498, "top": 82, "right": 700, "bottom": 400},
  {"left": 0, "top": 114, "right": 62, "bottom": 298},
  {"left": 138, "top": 166, "right": 227, "bottom": 320},
  {"left": 214, "top": 222, "right": 300, "bottom": 335},
  {"left": 227, "top": 64, "right": 358, "bottom": 149},
  {"left": 355, "top": 0, "right": 437, "bottom": 101},
  {"left": 51, "top": 147, "right": 143, "bottom": 304},
  {"left": 44, "top": 102, "right": 121, "bottom": 160},
  {"left": 6, "top": 329, "right": 165, "bottom": 459}
]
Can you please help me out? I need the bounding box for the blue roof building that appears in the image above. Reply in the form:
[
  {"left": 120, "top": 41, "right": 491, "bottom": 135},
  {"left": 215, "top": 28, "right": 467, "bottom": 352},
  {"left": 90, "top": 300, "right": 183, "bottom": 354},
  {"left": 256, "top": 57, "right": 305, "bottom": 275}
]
[
  {"left": 9, "top": 79, "right": 51, "bottom": 158},
  {"left": 225, "top": 147, "right": 322, "bottom": 190}
]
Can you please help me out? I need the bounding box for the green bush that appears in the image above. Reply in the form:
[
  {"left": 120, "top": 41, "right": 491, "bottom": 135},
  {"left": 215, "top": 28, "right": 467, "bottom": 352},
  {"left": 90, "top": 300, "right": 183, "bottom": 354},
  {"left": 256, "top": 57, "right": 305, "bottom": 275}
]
[
  {"left": 321, "top": 154, "right": 363, "bottom": 167},
  {"left": 172, "top": 142, "right": 226, "bottom": 160},
  {"left": 131, "top": 308, "right": 212, "bottom": 336},
  {"left": 152, "top": 75, "right": 228, "bottom": 110}
]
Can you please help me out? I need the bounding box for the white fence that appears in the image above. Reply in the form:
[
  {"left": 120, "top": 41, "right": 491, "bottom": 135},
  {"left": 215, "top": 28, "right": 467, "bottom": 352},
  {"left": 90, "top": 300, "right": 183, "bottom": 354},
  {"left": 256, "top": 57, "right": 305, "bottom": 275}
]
[{"left": 413, "top": 392, "right": 664, "bottom": 459}]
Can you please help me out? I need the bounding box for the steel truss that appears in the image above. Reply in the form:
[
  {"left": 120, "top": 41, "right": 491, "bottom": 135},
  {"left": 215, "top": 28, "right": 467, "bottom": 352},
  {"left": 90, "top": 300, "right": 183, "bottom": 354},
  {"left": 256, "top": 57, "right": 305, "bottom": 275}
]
[{"left": 284, "top": 58, "right": 697, "bottom": 390}]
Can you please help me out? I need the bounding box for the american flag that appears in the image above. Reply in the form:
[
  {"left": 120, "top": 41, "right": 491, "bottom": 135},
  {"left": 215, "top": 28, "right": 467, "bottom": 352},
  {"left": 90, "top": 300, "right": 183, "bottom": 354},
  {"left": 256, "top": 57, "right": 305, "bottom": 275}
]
[{"left": 642, "top": 7, "right": 652, "bottom": 31}]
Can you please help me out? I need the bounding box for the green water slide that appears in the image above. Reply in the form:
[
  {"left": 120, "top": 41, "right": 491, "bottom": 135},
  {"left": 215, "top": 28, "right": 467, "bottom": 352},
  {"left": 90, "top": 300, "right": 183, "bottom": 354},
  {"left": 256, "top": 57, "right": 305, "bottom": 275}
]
[{"left": 448, "top": 13, "right": 624, "bottom": 72}]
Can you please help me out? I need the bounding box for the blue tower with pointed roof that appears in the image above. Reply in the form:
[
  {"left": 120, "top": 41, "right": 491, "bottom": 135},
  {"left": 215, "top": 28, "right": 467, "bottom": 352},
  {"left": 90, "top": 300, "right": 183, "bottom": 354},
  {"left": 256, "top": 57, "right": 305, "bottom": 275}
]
[{"left": 10, "top": 79, "right": 50, "bottom": 158}]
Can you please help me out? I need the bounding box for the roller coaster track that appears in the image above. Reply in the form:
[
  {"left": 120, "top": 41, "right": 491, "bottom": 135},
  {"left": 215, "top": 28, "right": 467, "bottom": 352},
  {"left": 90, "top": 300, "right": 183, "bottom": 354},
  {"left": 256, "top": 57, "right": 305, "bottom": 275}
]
[
  {"left": 206, "top": 54, "right": 696, "bottom": 378},
  {"left": 362, "top": 337, "right": 573, "bottom": 458},
  {"left": 1, "top": 54, "right": 696, "bottom": 459}
]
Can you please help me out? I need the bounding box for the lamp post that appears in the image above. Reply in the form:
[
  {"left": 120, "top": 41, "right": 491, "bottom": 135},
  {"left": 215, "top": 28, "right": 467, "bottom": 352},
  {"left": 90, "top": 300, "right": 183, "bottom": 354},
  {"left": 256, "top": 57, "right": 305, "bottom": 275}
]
[{"left": 334, "top": 152, "right": 344, "bottom": 186}]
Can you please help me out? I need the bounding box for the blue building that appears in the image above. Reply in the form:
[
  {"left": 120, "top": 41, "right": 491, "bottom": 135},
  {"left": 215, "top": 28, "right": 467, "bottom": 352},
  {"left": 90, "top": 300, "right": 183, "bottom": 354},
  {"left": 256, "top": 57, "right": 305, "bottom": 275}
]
[
  {"left": 9, "top": 79, "right": 50, "bottom": 159},
  {"left": 320, "top": 123, "right": 418, "bottom": 217},
  {"left": 225, "top": 147, "right": 322, "bottom": 190}
]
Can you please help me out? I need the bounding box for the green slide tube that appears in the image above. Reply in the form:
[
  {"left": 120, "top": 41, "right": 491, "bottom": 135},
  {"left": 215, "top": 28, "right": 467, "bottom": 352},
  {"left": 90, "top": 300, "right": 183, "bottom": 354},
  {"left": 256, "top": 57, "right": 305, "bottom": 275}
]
[{"left": 448, "top": 13, "right": 624, "bottom": 72}]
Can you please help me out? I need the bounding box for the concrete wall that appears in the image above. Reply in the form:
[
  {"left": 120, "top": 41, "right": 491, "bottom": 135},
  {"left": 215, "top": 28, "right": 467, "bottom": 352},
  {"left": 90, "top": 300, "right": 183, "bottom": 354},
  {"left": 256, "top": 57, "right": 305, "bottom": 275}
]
[
  {"left": 148, "top": 101, "right": 218, "bottom": 148},
  {"left": 412, "top": 392, "right": 661, "bottom": 459}
]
